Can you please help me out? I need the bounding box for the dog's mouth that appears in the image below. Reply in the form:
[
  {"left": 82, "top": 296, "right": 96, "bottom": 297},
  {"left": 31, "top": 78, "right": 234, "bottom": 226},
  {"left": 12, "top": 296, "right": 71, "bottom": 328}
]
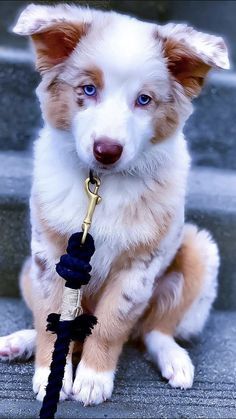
[
  {"left": 89, "top": 151, "right": 137, "bottom": 175},
  {"left": 90, "top": 161, "right": 121, "bottom": 174}
]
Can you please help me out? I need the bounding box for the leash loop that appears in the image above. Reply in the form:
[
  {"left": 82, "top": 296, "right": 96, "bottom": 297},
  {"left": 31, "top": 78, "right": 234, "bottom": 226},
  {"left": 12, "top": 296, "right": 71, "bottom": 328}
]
[{"left": 89, "top": 168, "right": 96, "bottom": 184}]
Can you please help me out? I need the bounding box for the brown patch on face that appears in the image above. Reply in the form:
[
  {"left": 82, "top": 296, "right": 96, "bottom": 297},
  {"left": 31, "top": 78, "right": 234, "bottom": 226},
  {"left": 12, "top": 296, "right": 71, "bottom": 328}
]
[
  {"left": 78, "top": 67, "right": 104, "bottom": 90},
  {"left": 151, "top": 99, "right": 179, "bottom": 143},
  {"left": 136, "top": 81, "right": 180, "bottom": 143},
  {"left": 74, "top": 66, "right": 104, "bottom": 107},
  {"left": 42, "top": 65, "right": 104, "bottom": 129},
  {"left": 160, "top": 35, "right": 210, "bottom": 98},
  {"left": 76, "top": 97, "right": 85, "bottom": 108},
  {"left": 32, "top": 21, "right": 90, "bottom": 73},
  {"left": 43, "top": 78, "right": 76, "bottom": 130}
]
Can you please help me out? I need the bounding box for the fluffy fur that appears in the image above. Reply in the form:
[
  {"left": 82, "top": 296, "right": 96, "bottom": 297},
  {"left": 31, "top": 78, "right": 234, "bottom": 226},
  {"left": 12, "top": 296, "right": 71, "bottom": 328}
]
[{"left": 0, "top": 4, "right": 228, "bottom": 405}]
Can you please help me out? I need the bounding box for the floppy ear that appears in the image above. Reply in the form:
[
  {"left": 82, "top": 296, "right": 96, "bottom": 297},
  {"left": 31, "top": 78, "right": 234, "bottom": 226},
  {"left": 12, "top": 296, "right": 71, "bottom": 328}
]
[
  {"left": 13, "top": 4, "right": 90, "bottom": 73},
  {"left": 157, "top": 23, "right": 230, "bottom": 98}
]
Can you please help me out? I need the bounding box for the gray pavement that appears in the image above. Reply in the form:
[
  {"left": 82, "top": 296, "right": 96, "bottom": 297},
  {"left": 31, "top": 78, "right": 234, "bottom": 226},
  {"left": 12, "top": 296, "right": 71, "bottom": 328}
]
[{"left": 0, "top": 298, "right": 235, "bottom": 418}]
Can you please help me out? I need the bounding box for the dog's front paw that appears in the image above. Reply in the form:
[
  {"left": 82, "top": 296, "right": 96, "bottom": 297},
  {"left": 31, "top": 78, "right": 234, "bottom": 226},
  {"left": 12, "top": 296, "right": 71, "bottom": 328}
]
[
  {"left": 72, "top": 361, "right": 114, "bottom": 405},
  {"left": 33, "top": 362, "right": 73, "bottom": 401},
  {"left": 160, "top": 347, "right": 194, "bottom": 389},
  {"left": 145, "top": 331, "right": 194, "bottom": 390}
]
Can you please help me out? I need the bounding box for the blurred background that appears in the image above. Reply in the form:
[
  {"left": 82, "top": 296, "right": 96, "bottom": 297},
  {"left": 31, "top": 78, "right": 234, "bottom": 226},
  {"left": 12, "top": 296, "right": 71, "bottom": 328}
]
[
  {"left": 0, "top": 1, "right": 235, "bottom": 306},
  {"left": 0, "top": 3, "right": 236, "bottom": 418}
]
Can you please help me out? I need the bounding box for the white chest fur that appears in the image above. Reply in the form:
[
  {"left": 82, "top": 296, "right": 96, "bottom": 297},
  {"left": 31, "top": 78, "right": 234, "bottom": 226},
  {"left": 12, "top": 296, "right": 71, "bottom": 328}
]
[{"left": 32, "top": 127, "right": 189, "bottom": 288}]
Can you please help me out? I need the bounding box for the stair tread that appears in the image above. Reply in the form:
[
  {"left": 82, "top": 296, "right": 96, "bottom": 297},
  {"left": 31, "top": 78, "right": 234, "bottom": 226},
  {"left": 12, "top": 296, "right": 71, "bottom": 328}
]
[
  {"left": 0, "top": 298, "right": 235, "bottom": 418},
  {"left": 0, "top": 151, "right": 32, "bottom": 204}
]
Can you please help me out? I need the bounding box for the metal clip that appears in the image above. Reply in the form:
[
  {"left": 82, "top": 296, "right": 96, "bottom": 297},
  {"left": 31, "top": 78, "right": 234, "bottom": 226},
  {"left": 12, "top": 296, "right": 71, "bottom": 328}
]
[{"left": 81, "top": 176, "right": 101, "bottom": 244}]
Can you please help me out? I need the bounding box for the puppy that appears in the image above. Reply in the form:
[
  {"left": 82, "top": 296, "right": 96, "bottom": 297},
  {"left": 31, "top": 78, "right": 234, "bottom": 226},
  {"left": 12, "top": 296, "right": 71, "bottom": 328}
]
[{"left": 0, "top": 4, "right": 229, "bottom": 405}]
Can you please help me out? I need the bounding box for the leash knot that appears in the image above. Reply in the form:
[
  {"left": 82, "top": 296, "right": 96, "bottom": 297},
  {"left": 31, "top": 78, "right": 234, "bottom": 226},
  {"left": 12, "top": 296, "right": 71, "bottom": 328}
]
[
  {"left": 55, "top": 232, "right": 95, "bottom": 289},
  {"left": 46, "top": 312, "right": 97, "bottom": 342}
]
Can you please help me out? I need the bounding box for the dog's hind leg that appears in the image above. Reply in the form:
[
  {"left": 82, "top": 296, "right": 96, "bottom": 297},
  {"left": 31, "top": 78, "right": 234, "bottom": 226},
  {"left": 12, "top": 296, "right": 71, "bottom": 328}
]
[{"left": 140, "top": 224, "right": 219, "bottom": 389}]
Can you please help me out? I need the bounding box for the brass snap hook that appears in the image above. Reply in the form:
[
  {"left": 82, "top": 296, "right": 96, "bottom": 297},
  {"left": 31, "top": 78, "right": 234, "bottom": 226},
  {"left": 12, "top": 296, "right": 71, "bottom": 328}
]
[{"left": 81, "top": 174, "right": 102, "bottom": 244}]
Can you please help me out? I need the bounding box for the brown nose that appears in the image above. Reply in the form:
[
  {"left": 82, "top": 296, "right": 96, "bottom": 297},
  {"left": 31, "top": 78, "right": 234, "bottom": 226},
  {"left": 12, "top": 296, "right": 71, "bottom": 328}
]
[{"left": 93, "top": 138, "right": 123, "bottom": 165}]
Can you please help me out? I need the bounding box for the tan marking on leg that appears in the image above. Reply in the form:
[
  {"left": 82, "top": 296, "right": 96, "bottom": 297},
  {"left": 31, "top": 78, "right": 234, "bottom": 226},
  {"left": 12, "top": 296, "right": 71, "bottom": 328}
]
[
  {"left": 82, "top": 277, "right": 131, "bottom": 372},
  {"left": 32, "top": 273, "right": 75, "bottom": 370},
  {"left": 139, "top": 224, "right": 208, "bottom": 336},
  {"left": 20, "top": 252, "right": 68, "bottom": 368},
  {"left": 20, "top": 257, "right": 34, "bottom": 311}
]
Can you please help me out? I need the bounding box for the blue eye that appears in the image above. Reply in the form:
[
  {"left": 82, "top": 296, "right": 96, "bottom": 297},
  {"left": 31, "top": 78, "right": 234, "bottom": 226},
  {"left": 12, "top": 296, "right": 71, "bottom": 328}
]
[
  {"left": 137, "top": 94, "right": 152, "bottom": 106},
  {"left": 83, "top": 85, "right": 97, "bottom": 96}
]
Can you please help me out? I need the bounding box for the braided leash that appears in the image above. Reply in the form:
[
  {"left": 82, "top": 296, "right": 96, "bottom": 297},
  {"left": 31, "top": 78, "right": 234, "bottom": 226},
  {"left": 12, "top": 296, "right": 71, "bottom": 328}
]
[{"left": 40, "top": 172, "right": 101, "bottom": 419}]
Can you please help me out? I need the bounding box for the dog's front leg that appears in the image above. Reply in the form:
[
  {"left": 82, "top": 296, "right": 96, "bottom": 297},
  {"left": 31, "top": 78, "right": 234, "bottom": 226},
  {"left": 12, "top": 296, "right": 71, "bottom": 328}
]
[
  {"left": 72, "top": 254, "right": 162, "bottom": 405},
  {"left": 32, "top": 274, "right": 74, "bottom": 402}
]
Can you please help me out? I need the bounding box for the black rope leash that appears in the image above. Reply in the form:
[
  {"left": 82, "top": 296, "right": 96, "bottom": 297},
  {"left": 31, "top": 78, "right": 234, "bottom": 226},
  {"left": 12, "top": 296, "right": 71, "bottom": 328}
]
[
  {"left": 40, "top": 172, "right": 101, "bottom": 419},
  {"left": 89, "top": 168, "right": 96, "bottom": 184}
]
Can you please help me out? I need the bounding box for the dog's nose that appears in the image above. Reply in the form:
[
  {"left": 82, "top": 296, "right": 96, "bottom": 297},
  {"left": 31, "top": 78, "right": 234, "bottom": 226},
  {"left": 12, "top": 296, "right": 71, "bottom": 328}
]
[{"left": 93, "top": 138, "right": 123, "bottom": 165}]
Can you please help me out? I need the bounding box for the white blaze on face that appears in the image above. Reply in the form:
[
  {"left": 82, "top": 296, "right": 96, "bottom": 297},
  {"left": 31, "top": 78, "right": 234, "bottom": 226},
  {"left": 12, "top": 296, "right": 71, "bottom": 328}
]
[{"left": 65, "top": 16, "right": 171, "bottom": 171}]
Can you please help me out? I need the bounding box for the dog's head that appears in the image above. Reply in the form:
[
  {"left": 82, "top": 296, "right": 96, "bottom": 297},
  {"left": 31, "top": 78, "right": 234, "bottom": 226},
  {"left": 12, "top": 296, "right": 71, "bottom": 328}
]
[{"left": 14, "top": 4, "right": 229, "bottom": 174}]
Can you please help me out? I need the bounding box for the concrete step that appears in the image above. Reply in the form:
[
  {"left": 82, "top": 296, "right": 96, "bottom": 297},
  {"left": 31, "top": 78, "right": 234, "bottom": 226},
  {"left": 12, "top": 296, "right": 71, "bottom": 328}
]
[
  {"left": 0, "top": 151, "right": 31, "bottom": 297},
  {"left": 186, "top": 72, "right": 236, "bottom": 170},
  {"left": 0, "top": 151, "right": 235, "bottom": 309},
  {"left": 0, "top": 299, "right": 235, "bottom": 418},
  {"left": 0, "top": 48, "right": 235, "bottom": 169},
  {"left": 0, "top": 48, "right": 41, "bottom": 152}
]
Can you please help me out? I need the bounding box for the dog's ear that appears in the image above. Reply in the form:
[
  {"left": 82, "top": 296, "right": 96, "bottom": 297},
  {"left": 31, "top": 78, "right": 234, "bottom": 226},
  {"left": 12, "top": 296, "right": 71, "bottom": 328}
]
[
  {"left": 157, "top": 23, "right": 229, "bottom": 98},
  {"left": 13, "top": 4, "right": 90, "bottom": 74}
]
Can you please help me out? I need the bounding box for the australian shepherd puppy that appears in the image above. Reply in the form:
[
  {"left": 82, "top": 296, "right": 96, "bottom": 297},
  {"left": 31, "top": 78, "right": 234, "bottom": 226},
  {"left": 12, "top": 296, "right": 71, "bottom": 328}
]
[{"left": 0, "top": 4, "right": 229, "bottom": 406}]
